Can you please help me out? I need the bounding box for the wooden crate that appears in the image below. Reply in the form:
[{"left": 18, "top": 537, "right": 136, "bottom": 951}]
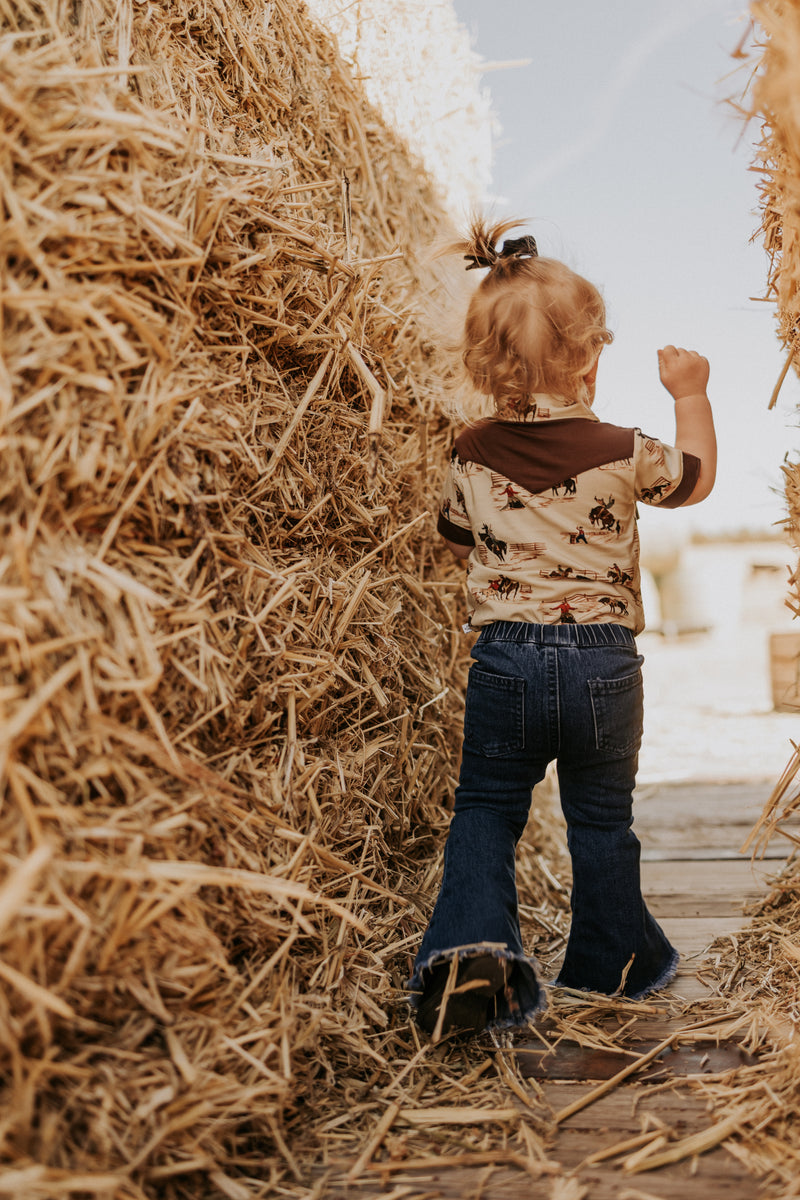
[{"left": 769, "top": 631, "right": 800, "bottom": 710}]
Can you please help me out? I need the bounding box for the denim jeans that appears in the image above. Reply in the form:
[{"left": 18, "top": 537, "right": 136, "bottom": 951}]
[{"left": 407, "top": 621, "right": 678, "bottom": 1029}]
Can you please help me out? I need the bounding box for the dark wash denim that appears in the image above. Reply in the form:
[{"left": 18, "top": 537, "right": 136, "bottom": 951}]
[{"left": 408, "top": 621, "right": 678, "bottom": 1029}]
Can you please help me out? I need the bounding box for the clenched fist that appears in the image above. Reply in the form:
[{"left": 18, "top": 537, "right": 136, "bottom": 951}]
[{"left": 657, "top": 346, "right": 710, "bottom": 401}]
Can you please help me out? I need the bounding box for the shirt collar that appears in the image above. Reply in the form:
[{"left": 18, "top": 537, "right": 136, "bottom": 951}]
[{"left": 497, "top": 393, "right": 600, "bottom": 424}]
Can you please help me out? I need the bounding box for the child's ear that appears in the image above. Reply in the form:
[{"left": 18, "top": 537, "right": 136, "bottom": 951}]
[
  {"left": 585, "top": 346, "right": 603, "bottom": 383},
  {"left": 583, "top": 354, "right": 601, "bottom": 397}
]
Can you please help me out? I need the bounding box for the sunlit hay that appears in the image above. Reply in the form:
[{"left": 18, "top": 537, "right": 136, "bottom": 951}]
[
  {"left": 750, "top": 2, "right": 800, "bottom": 376},
  {"left": 304, "top": 0, "right": 493, "bottom": 216},
  {"left": 750, "top": 0, "right": 800, "bottom": 594},
  {"left": 746, "top": 0, "right": 800, "bottom": 880},
  {"left": 0, "top": 1, "right": 569, "bottom": 1194},
  {"left": 694, "top": 0, "right": 800, "bottom": 1133}
]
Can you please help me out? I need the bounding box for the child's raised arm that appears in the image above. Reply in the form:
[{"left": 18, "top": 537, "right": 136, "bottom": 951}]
[{"left": 657, "top": 345, "right": 717, "bottom": 505}]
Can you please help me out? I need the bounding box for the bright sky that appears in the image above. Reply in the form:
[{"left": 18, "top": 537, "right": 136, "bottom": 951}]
[{"left": 451, "top": 0, "right": 800, "bottom": 537}]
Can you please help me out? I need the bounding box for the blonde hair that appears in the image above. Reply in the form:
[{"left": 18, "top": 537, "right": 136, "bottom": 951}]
[{"left": 449, "top": 218, "right": 614, "bottom": 416}]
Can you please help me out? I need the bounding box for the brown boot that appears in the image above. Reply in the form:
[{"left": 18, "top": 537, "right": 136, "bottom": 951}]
[{"left": 416, "top": 955, "right": 507, "bottom": 1036}]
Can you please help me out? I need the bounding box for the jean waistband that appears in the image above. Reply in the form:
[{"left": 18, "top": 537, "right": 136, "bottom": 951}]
[{"left": 475, "top": 621, "right": 637, "bottom": 648}]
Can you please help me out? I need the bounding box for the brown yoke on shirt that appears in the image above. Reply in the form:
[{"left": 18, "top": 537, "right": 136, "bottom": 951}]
[{"left": 437, "top": 402, "right": 699, "bottom": 634}]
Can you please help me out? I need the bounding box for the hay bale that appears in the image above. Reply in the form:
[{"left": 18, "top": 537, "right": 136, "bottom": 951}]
[
  {"left": 689, "top": 9, "right": 800, "bottom": 1179},
  {"left": 748, "top": 0, "right": 800, "bottom": 801},
  {"left": 750, "top": 0, "right": 800, "bottom": 593},
  {"left": 306, "top": 0, "right": 493, "bottom": 215},
  {"left": 0, "top": 1, "right": 567, "bottom": 1194},
  {"left": 750, "top": 1, "right": 800, "bottom": 374}
]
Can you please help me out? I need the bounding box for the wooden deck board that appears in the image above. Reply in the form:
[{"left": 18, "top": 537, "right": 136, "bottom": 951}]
[
  {"left": 634, "top": 779, "right": 792, "bottom": 859},
  {"left": 642, "top": 859, "right": 770, "bottom": 913},
  {"left": 516, "top": 1038, "right": 754, "bottom": 1082},
  {"left": 326, "top": 1151, "right": 760, "bottom": 1200},
  {"left": 657, "top": 914, "right": 749, "bottom": 955}
]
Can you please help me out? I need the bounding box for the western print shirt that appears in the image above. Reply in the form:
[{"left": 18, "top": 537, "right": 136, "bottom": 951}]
[{"left": 437, "top": 397, "right": 700, "bottom": 634}]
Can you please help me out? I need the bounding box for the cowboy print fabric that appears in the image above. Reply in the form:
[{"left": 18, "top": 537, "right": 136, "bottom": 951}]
[{"left": 437, "top": 397, "right": 700, "bottom": 634}]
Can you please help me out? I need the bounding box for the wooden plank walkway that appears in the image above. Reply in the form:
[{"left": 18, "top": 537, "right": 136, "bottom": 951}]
[
  {"left": 637, "top": 779, "right": 777, "bottom": 1005},
  {"left": 325, "top": 779, "right": 790, "bottom": 1198}
]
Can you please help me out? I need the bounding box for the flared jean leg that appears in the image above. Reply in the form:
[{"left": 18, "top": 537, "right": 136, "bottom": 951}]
[
  {"left": 415, "top": 755, "right": 542, "bottom": 960},
  {"left": 555, "top": 755, "right": 677, "bottom": 999},
  {"left": 408, "top": 738, "right": 548, "bottom": 1028}
]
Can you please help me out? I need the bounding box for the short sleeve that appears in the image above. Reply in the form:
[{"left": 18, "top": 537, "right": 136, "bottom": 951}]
[
  {"left": 633, "top": 429, "right": 700, "bottom": 509},
  {"left": 436, "top": 456, "right": 475, "bottom": 546}
]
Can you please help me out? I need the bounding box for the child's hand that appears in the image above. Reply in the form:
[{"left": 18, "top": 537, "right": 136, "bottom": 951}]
[{"left": 657, "top": 345, "right": 710, "bottom": 400}]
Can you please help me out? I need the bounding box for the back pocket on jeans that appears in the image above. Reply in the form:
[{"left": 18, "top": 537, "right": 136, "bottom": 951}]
[
  {"left": 588, "top": 669, "right": 643, "bottom": 757},
  {"left": 463, "top": 666, "right": 525, "bottom": 756}
]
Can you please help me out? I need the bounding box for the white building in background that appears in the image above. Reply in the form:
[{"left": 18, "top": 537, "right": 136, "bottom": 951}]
[
  {"left": 305, "top": 0, "right": 493, "bottom": 216},
  {"left": 640, "top": 535, "right": 794, "bottom": 638}
]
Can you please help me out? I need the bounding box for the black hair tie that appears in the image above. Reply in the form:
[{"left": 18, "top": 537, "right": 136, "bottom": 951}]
[
  {"left": 464, "top": 234, "right": 538, "bottom": 271},
  {"left": 500, "top": 235, "right": 538, "bottom": 260}
]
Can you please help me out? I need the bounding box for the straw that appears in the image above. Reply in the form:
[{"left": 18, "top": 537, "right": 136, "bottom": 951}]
[{"left": 0, "top": 1, "right": 574, "bottom": 1194}]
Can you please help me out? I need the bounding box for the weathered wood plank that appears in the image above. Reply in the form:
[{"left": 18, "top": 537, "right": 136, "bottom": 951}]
[
  {"left": 546, "top": 1136, "right": 760, "bottom": 1200},
  {"left": 634, "top": 780, "right": 797, "bottom": 859},
  {"left": 538, "top": 1080, "right": 734, "bottom": 1130},
  {"left": 642, "top": 845, "right": 787, "bottom": 860},
  {"left": 666, "top": 969, "right": 713, "bottom": 1002},
  {"left": 635, "top": 780, "right": 774, "bottom": 817},
  {"left": 324, "top": 1157, "right": 760, "bottom": 1200},
  {"left": 327, "top": 1167, "right": 553, "bottom": 1199},
  {"left": 643, "top": 858, "right": 772, "bottom": 893},
  {"left": 647, "top": 892, "right": 753, "bottom": 918},
  {"left": 323, "top": 1112, "right": 759, "bottom": 1200},
  {"left": 516, "top": 1039, "right": 753, "bottom": 1082},
  {"left": 643, "top": 859, "right": 769, "bottom": 909},
  {"left": 656, "top": 915, "right": 748, "bottom": 954}
]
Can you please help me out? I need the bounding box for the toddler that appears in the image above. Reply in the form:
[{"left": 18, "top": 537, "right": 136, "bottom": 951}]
[{"left": 408, "top": 218, "right": 716, "bottom": 1037}]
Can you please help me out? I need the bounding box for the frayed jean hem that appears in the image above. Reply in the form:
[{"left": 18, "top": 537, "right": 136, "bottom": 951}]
[
  {"left": 553, "top": 945, "right": 680, "bottom": 1003},
  {"left": 627, "top": 945, "right": 680, "bottom": 1001}
]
